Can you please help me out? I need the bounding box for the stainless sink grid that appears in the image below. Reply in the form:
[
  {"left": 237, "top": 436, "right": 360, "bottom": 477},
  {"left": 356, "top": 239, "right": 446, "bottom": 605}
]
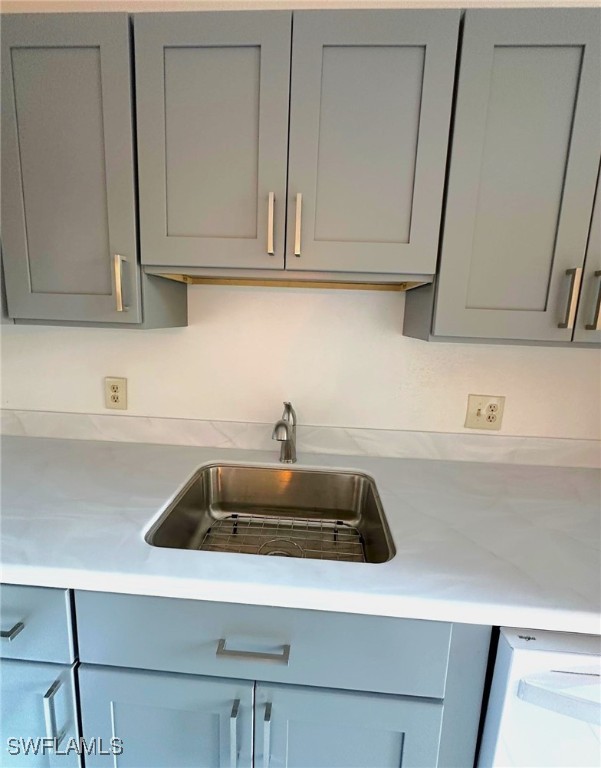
[{"left": 199, "top": 513, "right": 365, "bottom": 562}]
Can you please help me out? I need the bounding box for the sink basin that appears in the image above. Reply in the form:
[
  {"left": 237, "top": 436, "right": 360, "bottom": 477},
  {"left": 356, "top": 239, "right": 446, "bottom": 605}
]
[{"left": 146, "top": 464, "right": 395, "bottom": 564}]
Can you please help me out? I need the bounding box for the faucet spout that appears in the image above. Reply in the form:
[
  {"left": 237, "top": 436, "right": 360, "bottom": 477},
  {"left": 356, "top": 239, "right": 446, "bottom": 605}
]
[
  {"left": 272, "top": 419, "right": 291, "bottom": 441},
  {"left": 272, "top": 403, "right": 297, "bottom": 463}
]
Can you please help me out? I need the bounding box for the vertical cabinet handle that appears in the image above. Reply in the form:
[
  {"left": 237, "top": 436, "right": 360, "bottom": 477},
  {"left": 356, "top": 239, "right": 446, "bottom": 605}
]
[
  {"left": 229, "top": 699, "right": 240, "bottom": 768},
  {"left": 267, "top": 193, "right": 275, "bottom": 255},
  {"left": 113, "top": 254, "right": 128, "bottom": 313},
  {"left": 43, "top": 677, "right": 67, "bottom": 747},
  {"left": 1, "top": 621, "right": 24, "bottom": 641},
  {"left": 585, "top": 271, "right": 601, "bottom": 330},
  {"left": 263, "top": 703, "right": 272, "bottom": 768},
  {"left": 294, "top": 194, "right": 302, "bottom": 257},
  {"left": 558, "top": 267, "right": 583, "bottom": 329}
]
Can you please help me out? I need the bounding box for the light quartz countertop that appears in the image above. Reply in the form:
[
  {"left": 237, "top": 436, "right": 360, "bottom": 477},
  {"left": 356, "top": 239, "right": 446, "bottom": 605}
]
[{"left": 1, "top": 435, "right": 599, "bottom": 634}]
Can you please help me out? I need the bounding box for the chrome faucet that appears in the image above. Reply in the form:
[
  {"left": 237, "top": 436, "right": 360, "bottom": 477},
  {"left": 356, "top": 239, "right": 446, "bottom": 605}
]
[{"left": 272, "top": 401, "right": 297, "bottom": 464}]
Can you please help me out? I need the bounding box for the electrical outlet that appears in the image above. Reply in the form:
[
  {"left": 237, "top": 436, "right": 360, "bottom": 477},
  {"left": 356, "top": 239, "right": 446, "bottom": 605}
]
[
  {"left": 465, "top": 394, "right": 505, "bottom": 431},
  {"left": 104, "top": 377, "right": 127, "bottom": 410}
]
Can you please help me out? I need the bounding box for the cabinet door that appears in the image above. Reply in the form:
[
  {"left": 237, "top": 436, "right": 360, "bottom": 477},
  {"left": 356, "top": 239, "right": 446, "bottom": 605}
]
[
  {"left": 574, "top": 162, "right": 601, "bottom": 344},
  {"left": 0, "top": 660, "right": 79, "bottom": 767},
  {"left": 255, "top": 683, "right": 443, "bottom": 768},
  {"left": 78, "top": 665, "right": 252, "bottom": 768},
  {"left": 434, "top": 9, "right": 601, "bottom": 341},
  {"left": 136, "top": 12, "right": 291, "bottom": 270},
  {"left": 1, "top": 14, "right": 142, "bottom": 323},
  {"left": 286, "top": 11, "right": 458, "bottom": 275}
]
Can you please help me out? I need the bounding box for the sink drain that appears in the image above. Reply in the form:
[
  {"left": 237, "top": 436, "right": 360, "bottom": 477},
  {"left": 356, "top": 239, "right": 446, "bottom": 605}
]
[{"left": 258, "top": 539, "right": 304, "bottom": 558}]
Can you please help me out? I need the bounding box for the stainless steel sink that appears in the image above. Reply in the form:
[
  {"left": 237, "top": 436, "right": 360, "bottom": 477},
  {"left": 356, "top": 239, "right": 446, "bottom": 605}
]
[{"left": 146, "top": 464, "right": 395, "bottom": 564}]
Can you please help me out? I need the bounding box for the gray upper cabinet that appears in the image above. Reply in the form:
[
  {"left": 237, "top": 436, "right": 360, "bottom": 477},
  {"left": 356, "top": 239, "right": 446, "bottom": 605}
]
[
  {"left": 574, "top": 164, "right": 601, "bottom": 344},
  {"left": 1, "top": 14, "right": 145, "bottom": 324},
  {"left": 431, "top": 9, "right": 601, "bottom": 343},
  {"left": 136, "top": 12, "right": 291, "bottom": 270},
  {"left": 287, "top": 11, "right": 459, "bottom": 275},
  {"left": 137, "top": 9, "right": 458, "bottom": 277}
]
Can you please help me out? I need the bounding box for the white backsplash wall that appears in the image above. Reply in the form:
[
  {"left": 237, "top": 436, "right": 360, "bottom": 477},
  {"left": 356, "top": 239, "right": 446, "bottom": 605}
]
[{"left": 1, "top": 285, "right": 600, "bottom": 440}]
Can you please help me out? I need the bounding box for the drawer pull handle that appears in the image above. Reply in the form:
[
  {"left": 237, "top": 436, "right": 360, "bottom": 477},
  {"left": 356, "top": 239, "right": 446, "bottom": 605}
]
[
  {"left": 1, "top": 621, "right": 24, "bottom": 642},
  {"left": 585, "top": 270, "right": 601, "bottom": 330},
  {"left": 229, "top": 698, "right": 240, "bottom": 768},
  {"left": 216, "top": 638, "right": 290, "bottom": 665},
  {"left": 43, "top": 676, "right": 67, "bottom": 747},
  {"left": 558, "top": 267, "right": 582, "bottom": 329},
  {"left": 263, "top": 702, "right": 272, "bottom": 768}
]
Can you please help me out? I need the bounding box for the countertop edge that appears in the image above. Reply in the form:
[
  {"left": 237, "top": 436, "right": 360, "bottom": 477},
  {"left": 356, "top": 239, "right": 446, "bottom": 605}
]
[{"left": 3, "top": 564, "right": 600, "bottom": 636}]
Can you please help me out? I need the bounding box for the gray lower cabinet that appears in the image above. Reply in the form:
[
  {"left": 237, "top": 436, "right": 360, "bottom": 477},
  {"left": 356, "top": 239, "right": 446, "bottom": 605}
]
[
  {"left": 78, "top": 667, "right": 441, "bottom": 768},
  {"left": 255, "top": 683, "right": 442, "bottom": 768},
  {"left": 136, "top": 12, "right": 292, "bottom": 270},
  {"left": 404, "top": 8, "right": 601, "bottom": 344},
  {"left": 78, "top": 665, "right": 253, "bottom": 768},
  {"left": 287, "top": 11, "right": 458, "bottom": 275},
  {"left": 0, "top": 659, "right": 79, "bottom": 767},
  {"left": 78, "top": 666, "right": 443, "bottom": 768},
  {"left": 0, "top": 585, "right": 490, "bottom": 767},
  {"left": 0, "top": 586, "right": 79, "bottom": 766},
  {"left": 74, "top": 591, "right": 491, "bottom": 768},
  {"left": 1, "top": 13, "right": 186, "bottom": 327}
]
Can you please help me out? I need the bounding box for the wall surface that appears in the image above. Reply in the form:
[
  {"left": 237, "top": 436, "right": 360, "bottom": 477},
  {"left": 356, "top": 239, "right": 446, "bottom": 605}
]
[{"left": 1, "top": 285, "right": 600, "bottom": 440}]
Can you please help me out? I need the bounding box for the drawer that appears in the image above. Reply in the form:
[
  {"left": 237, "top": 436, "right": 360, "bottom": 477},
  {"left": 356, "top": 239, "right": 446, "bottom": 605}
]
[
  {"left": 0, "top": 584, "right": 75, "bottom": 664},
  {"left": 75, "top": 591, "right": 452, "bottom": 698}
]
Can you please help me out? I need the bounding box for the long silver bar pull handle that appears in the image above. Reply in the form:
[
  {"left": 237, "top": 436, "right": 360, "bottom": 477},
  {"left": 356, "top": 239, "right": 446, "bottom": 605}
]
[
  {"left": 558, "top": 267, "right": 582, "bottom": 329},
  {"left": 229, "top": 699, "right": 240, "bottom": 768},
  {"left": 216, "top": 639, "right": 290, "bottom": 665},
  {"left": 267, "top": 193, "right": 275, "bottom": 255},
  {"left": 43, "top": 676, "right": 67, "bottom": 747},
  {"left": 263, "top": 703, "right": 272, "bottom": 768},
  {"left": 0, "top": 621, "right": 24, "bottom": 641},
  {"left": 113, "top": 254, "right": 128, "bottom": 313},
  {"left": 294, "top": 193, "right": 302, "bottom": 257},
  {"left": 586, "top": 271, "right": 601, "bottom": 330}
]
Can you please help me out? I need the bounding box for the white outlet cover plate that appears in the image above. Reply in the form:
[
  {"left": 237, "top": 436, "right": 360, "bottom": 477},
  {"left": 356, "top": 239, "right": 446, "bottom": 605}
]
[
  {"left": 465, "top": 394, "right": 505, "bottom": 431},
  {"left": 104, "top": 377, "right": 128, "bottom": 411}
]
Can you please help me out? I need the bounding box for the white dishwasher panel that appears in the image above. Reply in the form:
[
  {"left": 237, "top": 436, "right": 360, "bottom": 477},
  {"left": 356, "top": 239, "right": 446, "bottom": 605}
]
[{"left": 478, "top": 627, "right": 601, "bottom": 768}]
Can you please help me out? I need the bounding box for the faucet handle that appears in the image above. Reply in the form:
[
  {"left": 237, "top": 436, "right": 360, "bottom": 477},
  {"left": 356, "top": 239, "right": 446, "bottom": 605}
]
[{"left": 282, "top": 401, "right": 297, "bottom": 426}]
